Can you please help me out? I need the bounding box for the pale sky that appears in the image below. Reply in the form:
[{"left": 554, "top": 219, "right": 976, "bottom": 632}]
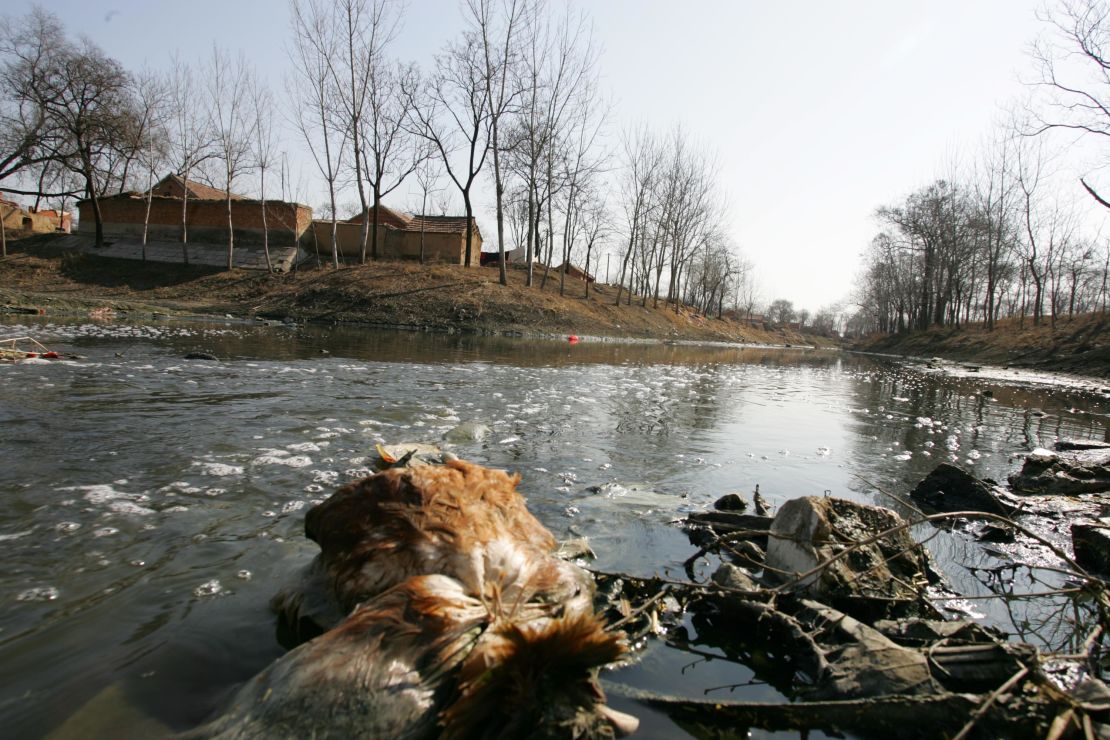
[{"left": 23, "top": 0, "right": 1081, "bottom": 312}]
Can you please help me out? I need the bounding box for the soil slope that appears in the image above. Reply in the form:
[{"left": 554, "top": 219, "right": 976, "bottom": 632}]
[
  {"left": 0, "top": 234, "right": 828, "bottom": 346},
  {"left": 855, "top": 313, "right": 1110, "bottom": 377}
]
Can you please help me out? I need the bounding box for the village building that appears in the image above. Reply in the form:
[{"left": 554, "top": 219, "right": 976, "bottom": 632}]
[
  {"left": 310, "top": 204, "right": 482, "bottom": 266},
  {"left": 1, "top": 197, "right": 72, "bottom": 233},
  {"left": 554, "top": 262, "right": 595, "bottom": 283},
  {"left": 73, "top": 174, "right": 312, "bottom": 270}
]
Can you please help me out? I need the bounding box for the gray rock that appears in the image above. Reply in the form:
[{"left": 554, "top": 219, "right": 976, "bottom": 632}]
[
  {"left": 1056, "top": 438, "right": 1110, "bottom": 452},
  {"left": 1009, "top": 447, "right": 1110, "bottom": 495},
  {"left": 713, "top": 493, "right": 747, "bottom": 512},
  {"left": 711, "top": 563, "right": 760, "bottom": 592},
  {"left": 1072, "top": 522, "right": 1110, "bottom": 573},
  {"left": 911, "top": 463, "right": 1012, "bottom": 516},
  {"left": 799, "top": 601, "right": 940, "bottom": 699},
  {"left": 765, "top": 496, "right": 930, "bottom": 602}
]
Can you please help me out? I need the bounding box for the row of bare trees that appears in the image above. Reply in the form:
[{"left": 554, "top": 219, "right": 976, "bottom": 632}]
[
  {"left": 853, "top": 140, "right": 1106, "bottom": 335},
  {"left": 0, "top": 1, "right": 758, "bottom": 318},
  {"left": 610, "top": 125, "right": 752, "bottom": 318},
  {"left": 852, "top": 0, "right": 1110, "bottom": 336}
]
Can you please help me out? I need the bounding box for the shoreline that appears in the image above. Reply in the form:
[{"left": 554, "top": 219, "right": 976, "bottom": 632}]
[{"left": 0, "top": 235, "right": 837, "bottom": 348}]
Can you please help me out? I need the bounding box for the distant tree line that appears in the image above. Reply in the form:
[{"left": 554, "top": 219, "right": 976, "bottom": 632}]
[{"left": 851, "top": 0, "right": 1110, "bottom": 336}]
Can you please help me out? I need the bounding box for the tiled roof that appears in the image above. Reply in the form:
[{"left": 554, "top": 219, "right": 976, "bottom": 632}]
[
  {"left": 408, "top": 215, "right": 476, "bottom": 235},
  {"left": 348, "top": 205, "right": 480, "bottom": 237},
  {"left": 346, "top": 205, "right": 412, "bottom": 229},
  {"left": 151, "top": 173, "right": 247, "bottom": 201}
]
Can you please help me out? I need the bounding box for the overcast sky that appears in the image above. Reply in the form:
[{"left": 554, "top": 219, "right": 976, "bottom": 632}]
[{"left": 25, "top": 0, "right": 1087, "bottom": 311}]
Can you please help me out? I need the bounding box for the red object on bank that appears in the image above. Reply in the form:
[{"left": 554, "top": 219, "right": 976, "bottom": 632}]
[{"left": 567, "top": 335, "right": 579, "bottom": 344}]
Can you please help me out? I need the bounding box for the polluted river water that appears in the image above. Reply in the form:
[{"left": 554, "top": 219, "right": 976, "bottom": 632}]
[{"left": 0, "top": 316, "right": 1108, "bottom": 738}]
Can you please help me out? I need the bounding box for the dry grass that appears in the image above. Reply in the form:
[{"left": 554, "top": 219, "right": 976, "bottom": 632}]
[
  {"left": 0, "top": 236, "right": 830, "bottom": 345},
  {"left": 856, "top": 313, "right": 1110, "bottom": 376}
]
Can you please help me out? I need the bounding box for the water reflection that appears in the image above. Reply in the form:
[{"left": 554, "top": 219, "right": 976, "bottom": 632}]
[{"left": 1, "top": 316, "right": 1108, "bottom": 737}]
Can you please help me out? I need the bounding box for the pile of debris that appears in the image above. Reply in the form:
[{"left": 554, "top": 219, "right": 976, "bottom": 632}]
[{"left": 606, "top": 441, "right": 1110, "bottom": 737}]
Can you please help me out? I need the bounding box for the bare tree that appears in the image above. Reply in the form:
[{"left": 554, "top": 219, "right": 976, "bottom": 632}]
[
  {"left": 407, "top": 32, "right": 492, "bottom": 267},
  {"left": 0, "top": 9, "right": 71, "bottom": 193},
  {"left": 289, "top": 0, "right": 348, "bottom": 269},
  {"left": 614, "top": 125, "right": 661, "bottom": 306},
  {"left": 167, "top": 53, "right": 212, "bottom": 264},
  {"left": 1028, "top": 0, "right": 1110, "bottom": 207},
  {"left": 410, "top": 154, "right": 444, "bottom": 264},
  {"left": 250, "top": 76, "right": 277, "bottom": 272},
  {"left": 466, "top": 0, "right": 528, "bottom": 285},
  {"left": 206, "top": 46, "right": 256, "bottom": 270},
  {"left": 130, "top": 70, "right": 170, "bottom": 258}
]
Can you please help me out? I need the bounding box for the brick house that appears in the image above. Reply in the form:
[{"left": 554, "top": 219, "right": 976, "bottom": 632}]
[
  {"left": 554, "top": 262, "right": 595, "bottom": 283},
  {"left": 75, "top": 174, "right": 312, "bottom": 249},
  {"left": 1, "top": 198, "right": 72, "bottom": 233},
  {"left": 311, "top": 204, "right": 483, "bottom": 266}
]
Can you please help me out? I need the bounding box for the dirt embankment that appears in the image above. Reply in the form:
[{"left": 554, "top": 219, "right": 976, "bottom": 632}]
[
  {"left": 855, "top": 313, "right": 1110, "bottom": 377},
  {"left": 0, "top": 235, "right": 833, "bottom": 346}
]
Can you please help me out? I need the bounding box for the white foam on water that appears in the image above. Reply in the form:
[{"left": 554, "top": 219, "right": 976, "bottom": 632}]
[
  {"left": 253, "top": 450, "right": 313, "bottom": 468},
  {"left": 287, "top": 442, "right": 321, "bottom": 453},
  {"left": 344, "top": 467, "right": 372, "bottom": 480},
  {"left": 498, "top": 437, "right": 521, "bottom": 444},
  {"left": 55, "top": 522, "right": 81, "bottom": 533},
  {"left": 193, "top": 462, "right": 245, "bottom": 477},
  {"left": 312, "top": 470, "right": 339, "bottom": 484},
  {"left": 61, "top": 484, "right": 155, "bottom": 516},
  {"left": 93, "top": 527, "right": 120, "bottom": 537},
  {"left": 193, "top": 579, "right": 225, "bottom": 597},
  {"left": 17, "top": 586, "right": 59, "bottom": 602},
  {"left": 160, "top": 482, "right": 204, "bottom": 495},
  {"left": 281, "top": 501, "right": 305, "bottom": 514},
  {"left": 0, "top": 530, "right": 32, "bottom": 542},
  {"left": 108, "top": 501, "right": 157, "bottom": 516}
]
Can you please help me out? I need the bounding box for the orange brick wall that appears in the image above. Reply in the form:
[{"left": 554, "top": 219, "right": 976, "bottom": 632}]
[
  {"left": 308, "top": 220, "right": 480, "bottom": 266},
  {"left": 77, "top": 196, "right": 312, "bottom": 246}
]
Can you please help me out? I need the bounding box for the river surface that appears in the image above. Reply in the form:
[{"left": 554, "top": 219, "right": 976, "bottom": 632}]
[{"left": 1, "top": 317, "right": 1107, "bottom": 738}]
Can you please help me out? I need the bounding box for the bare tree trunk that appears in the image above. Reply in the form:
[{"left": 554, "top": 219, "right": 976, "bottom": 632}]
[
  {"left": 226, "top": 187, "right": 234, "bottom": 270},
  {"left": 261, "top": 174, "right": 272, "bottom": 273},
  {"left": 142, "top": 157, "right": 154, "bottom": 261},
  {"left": 180, "top": 169, "right": 190, "bottom": 266}
]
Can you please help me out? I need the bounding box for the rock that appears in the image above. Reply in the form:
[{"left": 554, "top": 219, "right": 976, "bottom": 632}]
[
  {"left": 873, "top": 618, "right": 1002, "bottom": 648},
  {"left": 376, "top": 442, "right": 447, "bottom": 469},
  {"left": 1056, "top": 438, "right": 1110, "bottom": 452},
  {"left": 183, "top": 352, "right": 219, "bottom": 361},
  {"left": 711, "top": 563, "right": 760, "bottom": 592},
  {"left": 910, "top": 463, "right": 1012, "bottom": 516},
  {"left": 977, "top": 524, "right": 1016, "bottom": 543},
  {"left": 765, "top": 496, "right": 930, "bottom": 602},
  {"left": 1009, "top": 447, "right": 1110, "bottom": 495},
  {"left": 713, "top": 493, "right": 747, "bottom": 512},
  {"left": 1071, "top": 522, "right": 1110, "bottom": 573},
  {"left": 443, "top": 421, "right": 491, "bottom": 444},
  {"left": 753, "top": 487, "right": 772, "bottom": 516},
  {"left": 798, "top": 601, "right": 940, "bottom": 700},
  {"left": 726, "top": 539, "right": 766, "bottom": 569}
]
